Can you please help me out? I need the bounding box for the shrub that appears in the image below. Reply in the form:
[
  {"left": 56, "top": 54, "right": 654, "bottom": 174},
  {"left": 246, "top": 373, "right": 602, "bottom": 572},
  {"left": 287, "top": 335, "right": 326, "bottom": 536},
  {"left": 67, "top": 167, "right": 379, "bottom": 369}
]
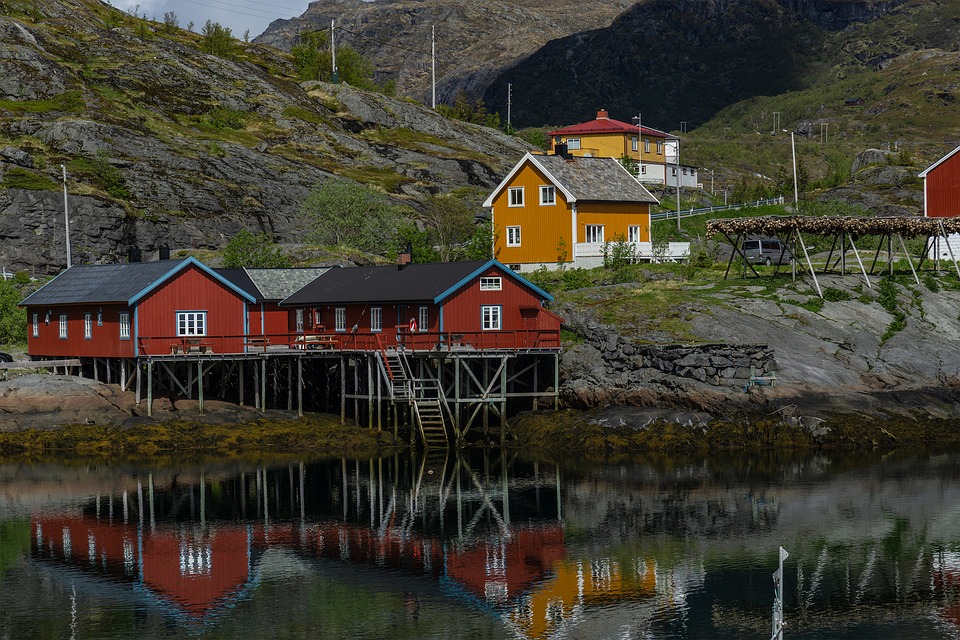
[
  {"left": 1, "top": 167, "right": 57, "bottom": 190},
  {"left": 221, "top": 229, "right": 291, "bottom": 268},
  {"left": 822, "top": 287, "right": 852, "bottom": 302},
  {"left": 200, "top": 20, "right": 236, "bottom": 58}
]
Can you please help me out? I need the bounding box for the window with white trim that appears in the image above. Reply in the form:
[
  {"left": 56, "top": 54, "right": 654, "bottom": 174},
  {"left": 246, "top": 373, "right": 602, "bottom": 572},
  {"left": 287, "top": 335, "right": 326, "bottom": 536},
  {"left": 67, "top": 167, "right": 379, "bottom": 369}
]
[
  {"left": 176, "top": 311, "right": 206, "bottom": 336},
  {"left": 567, "top": 138, "right": 581, "bottom": 150},
  {"left": 629, "top": 225, "right": 641, "bottom": 243},
  {"left": 32, "top": 313, "right": 38, "bottom": 338},
  {"left": 418, "top": 306, "right": 428, "bottom": 332},
  {"left": 84, "top": 313, "right": 92, "bottom": 340},
  {"left": 672, "top": 167, "right": 677, "bottom": 176},
  {"left": 657, "top": 140, "right": 663, "bottom": 154},
  {"left": 585, "top": 225, "right": 604, "bottom": 244},
  {"left": 370, "top": 307, "right": 382, "bottom": 332},
  {"left": 508, "top": 187, "right": 524, "bottom": 207},
  {"left": 335, "top": 307, "right": 346, "bottom": 332},
  {"left": 540, "top": 185, "right": 555, "bottom": 206},
  {"left": 119, "top": 313, "right": 130, "bottom": 340},
  {"left": 481, "top": 305, "right": 502, "bottom": 331},
  {"left": 480, "top": 277, "right": 502, "bottom": 291},
  {"left": 59, "top": 314, "right": 68, "bottom": 340},
  {"left": 631, "top": 136, "right": 638, "bottom": 152},
  {"left": 643, "top": 139, "right": 650, "bottom": 153},
  {"left": 295, "top": 309, "right": 304, "bottom": 333},
  {"left": 506, "top": 226, "right": 521, "bottom": 247},
  {"left": 641, "top": 165, "right": 647, "bottom": 175}
]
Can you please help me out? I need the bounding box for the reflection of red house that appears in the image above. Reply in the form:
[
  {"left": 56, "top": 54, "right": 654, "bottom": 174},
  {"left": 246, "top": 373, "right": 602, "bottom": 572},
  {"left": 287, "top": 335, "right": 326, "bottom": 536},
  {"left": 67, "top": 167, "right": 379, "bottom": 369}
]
[
  {"left": 32, "top": 515, "right": 253, "bottom": 619},
  {"left": 934, "top": 549, "right": 960, "bottom": 632},
  {"left": 445, "top": 526, "right": 566, "bottom": 604}
]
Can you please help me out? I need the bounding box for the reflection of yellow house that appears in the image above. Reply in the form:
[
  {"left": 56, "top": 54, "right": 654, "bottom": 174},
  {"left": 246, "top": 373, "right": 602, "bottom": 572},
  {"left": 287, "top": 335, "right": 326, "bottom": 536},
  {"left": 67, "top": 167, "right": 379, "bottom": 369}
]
[
  {"left": 549, "top": 109, "right": 676, "bottom": 185},
  {"left": 508, "top": 558, "right": 658, "bottom": 640},
  {"left": 483, "top": 152, "right": 658, "bottom": 273}
]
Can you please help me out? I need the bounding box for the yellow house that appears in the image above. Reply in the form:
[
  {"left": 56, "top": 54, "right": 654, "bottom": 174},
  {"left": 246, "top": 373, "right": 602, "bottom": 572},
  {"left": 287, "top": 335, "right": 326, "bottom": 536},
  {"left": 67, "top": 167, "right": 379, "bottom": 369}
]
[
  {"left": 549, "top": 109, "right": 680, "bottom": 186},
  {"left": 483, "top": 152, "right": 659, "bottom": 272}
]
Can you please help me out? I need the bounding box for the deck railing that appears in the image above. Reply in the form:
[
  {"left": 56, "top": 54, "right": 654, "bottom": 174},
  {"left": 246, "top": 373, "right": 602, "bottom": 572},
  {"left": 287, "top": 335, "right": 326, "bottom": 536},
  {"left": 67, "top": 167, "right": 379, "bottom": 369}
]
[{"left": 136, "top": 328, "right": 561, "bottom": 357}]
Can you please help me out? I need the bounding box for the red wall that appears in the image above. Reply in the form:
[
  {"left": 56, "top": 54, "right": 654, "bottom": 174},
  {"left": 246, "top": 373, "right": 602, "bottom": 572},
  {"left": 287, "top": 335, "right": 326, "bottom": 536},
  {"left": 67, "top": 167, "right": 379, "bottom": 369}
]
[
  {"left": 926, "top": 153, "right": 960, "bottom": 217},
  {"left": 136, "top": 266, "right": 248, "bottom": 355},
  {"left": 26, "top": 303, "right": 134, "bottom": 359}
]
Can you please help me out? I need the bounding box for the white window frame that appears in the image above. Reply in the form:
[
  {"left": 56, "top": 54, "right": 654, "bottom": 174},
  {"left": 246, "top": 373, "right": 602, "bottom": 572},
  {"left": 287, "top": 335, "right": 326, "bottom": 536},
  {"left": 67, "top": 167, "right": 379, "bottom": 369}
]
[
  {"left": 295, "top": 309, "right": 304, "bottom": 333},
  {"left": 506, "top": 226, "right": 521, "bottom": 247},
  {"left": 657, "top": 140, "right": 663, "bottom": 155},
  {"left": 567, "top": 138, "right": 581, "bottom": 150},
  {"left": 539, "top": 185, "right": 555, "bottom": 206},
  {"left": 508, "top": 187, "right": 524, "bottom": 207},
  {"left": 176, "top": 311, "right": 206, "bottom": 337},
  {"left": 418, "top": 306, "right": 428, "bottom": 332},
  {"left": 119, "top": 312, "right": 130, "bottom": 340},
  {"left": 481, "top": 305, "right": 502, "bottom": 331},
  {"left": 59, "top": 314, "right": 68, "bottom": 340},
  {"left": 480, "top": 277, "right": 502, "bottom": 291},
  {"left": 631, "top": 136, "right": 638, "bottom": 152},
  {"left": 370, "top": 307, "right": 382, "bottom": 332},
  {"left": 32, "top": 313, "right": 38, "bottom": 338},
  {"left": 672, "top": 167, "right": 678, "bottom": 176},
  {"left": 335, "top": 307, "right": 346, "bottom": 332},
  {"left": 641, "top": 165, "right": 647, "bottom": 175},
  {"left": 643, "top": 138, "right": 650, "bottom": 153},
  {"left": 628, "top": 225, "right": 641, "bottom": 243},
  {"left": 84, "top": 313, "right": 92, "bottom": 340},
  {"left": 585, "top": 225, "right": 604, "bottom": 244}
]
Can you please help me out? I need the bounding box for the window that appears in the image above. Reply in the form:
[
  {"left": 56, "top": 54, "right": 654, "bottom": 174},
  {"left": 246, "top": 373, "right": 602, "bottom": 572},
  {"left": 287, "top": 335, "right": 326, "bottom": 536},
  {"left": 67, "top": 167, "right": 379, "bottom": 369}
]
[
  {"left": 481, "top": 305, "right": 502, "bottom": 331},
  {"left": 176, "top": 311, "right": 206, "bottom": 336},
  {"left": 119, "top": 313, "right": 130, "bottom": 340},
  {"left": 585, "top": 225, "right": 604, "bottom": 244},
  {"left": 657, "top": 140, "right": 663, "bottom": 155},
  {"left": 629, "top": 225, "right": 641, "bottom": 243},
  {"left": 672, "top": 167, "right": 678, "bottom": 176},
  {"left": 641, "top": 165, "right": 647, "bottom": 175},
  {"left": 506, "top": 226, "right": 521, "bottom": 247},
  {"left": 480, "top": 277, "right": 502, "bottom": 291},
  {"left": 84, "top": 313, "right": 92, "bottom": 340},
  {"left": 335, "top": 307, "right": 346, "bottom": 332},
  {"left": 97, "top": 311, "right": 102, "bottom": 326},
  {"left": 631, "top": 136, "right": 638, "bottom": 152},
  {"left": 643, "top": 139, "right": 650, "bottom": 153},
  {"left": 567, "top": 138, "right": 581, "bottom": 150},
  {"left": 508, "top": 187, "right": 524, "bottom": 207},
  {"left": 540, "top": 185, "right": 555, "bottom": 206},
  {"left": 59, "top": 314, "right": 68, "bottom": 340},
  {"left": 418, "top": 306, "right": 428, "bottom": 332},
  {"left": 295, "top": 309, "right": 304, "bottom": 333},
  {"left": 370, "top": 307, "right": 382, "bottom": 332},
  {"left": 32, "top": 313, "right": 38, "bottom": 338}
]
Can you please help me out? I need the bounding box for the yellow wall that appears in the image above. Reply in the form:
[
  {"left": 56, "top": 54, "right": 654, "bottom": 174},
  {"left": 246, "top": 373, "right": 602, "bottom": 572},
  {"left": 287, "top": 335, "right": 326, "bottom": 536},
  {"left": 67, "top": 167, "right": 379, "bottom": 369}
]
[
  {"left": 554, "top": 132, "right": 666, "bottom": 165},
  {"left": 491, "top": 160, "right": 651, "bottom": 266},
  {"left": 492, "top": 162, "right": 572, "bottom": 265}
]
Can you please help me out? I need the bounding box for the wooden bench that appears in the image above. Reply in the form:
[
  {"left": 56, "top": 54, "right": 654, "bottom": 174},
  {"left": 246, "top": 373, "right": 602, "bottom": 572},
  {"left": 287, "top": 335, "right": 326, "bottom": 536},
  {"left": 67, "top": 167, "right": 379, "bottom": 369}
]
[
  {"left": 171, "top": 338, "right": 212, "bottom": 354},
  {"left": 295, "top": 334, "right": 337, "bottom": 349},
  {"left": 247, "top": 337, "right": 270, "bottom": 350}
]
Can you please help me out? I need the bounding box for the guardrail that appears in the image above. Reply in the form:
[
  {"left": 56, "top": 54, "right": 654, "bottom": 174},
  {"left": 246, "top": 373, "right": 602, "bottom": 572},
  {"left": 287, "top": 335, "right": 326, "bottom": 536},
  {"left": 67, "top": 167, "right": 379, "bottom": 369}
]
[{"left": 651, "top": 196, "right": 785, "bottom": 222}]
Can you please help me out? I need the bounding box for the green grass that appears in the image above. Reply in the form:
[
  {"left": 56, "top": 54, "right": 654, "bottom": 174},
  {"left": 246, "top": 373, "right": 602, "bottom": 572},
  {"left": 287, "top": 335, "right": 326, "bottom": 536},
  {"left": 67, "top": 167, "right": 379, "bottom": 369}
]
[
  {"left": 1, "top": 167, "right": 58, "bottom": 190},
  {"left": 0, "top": 90, "right": 84, "bottom": 115}
]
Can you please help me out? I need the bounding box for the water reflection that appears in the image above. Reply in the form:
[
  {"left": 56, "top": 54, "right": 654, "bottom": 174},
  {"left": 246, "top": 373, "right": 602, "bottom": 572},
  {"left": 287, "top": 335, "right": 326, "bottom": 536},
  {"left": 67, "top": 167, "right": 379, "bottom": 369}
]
[{"left": 3, "top": 449, "right": 960, "bottom": 638}]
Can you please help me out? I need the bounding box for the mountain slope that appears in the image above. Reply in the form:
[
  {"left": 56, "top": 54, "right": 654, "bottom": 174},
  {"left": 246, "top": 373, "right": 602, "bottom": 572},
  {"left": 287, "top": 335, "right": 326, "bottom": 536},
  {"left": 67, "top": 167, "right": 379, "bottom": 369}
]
[
  {"left": 254, "top": 0, "right": 639, "bottom": 106},
  {"left": 0, "top": 0, "right": 530, "bottom": 274}
]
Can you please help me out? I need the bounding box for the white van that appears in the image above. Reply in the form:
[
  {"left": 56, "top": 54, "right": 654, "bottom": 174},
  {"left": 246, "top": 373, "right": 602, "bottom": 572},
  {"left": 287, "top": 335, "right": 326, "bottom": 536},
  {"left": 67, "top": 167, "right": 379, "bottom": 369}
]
[{"left": 741, "top": 238, "right": 794, "bottom": 266}]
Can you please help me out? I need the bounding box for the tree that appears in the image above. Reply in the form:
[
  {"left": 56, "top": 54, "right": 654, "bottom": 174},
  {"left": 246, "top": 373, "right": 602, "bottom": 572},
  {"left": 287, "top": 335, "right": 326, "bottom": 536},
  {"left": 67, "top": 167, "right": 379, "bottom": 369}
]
[
  {"left": 221, "top": 229, "right": 291, "bottom": 268},
  {"left": 420, "top": 193, "right": 478, "bottom": 261},
  {"left": 301, "top": 179, "right": 408, "bottom": 253},
  {"left": 291, "top": 32, "right": 327, "bottom": 81},
  {"left": 291, "top": 33, "right": 375, "bottom": 89},
  {"left": 162, "top": 11, "right": 178, "bottom": 33},
  {"left": 0, "top": 275, "right": 32, "bottom": 345},
  {"left": 200, "top": 20, "right": 236, "bottom": 59},
  {"left": 437, "top": 92, "right": 500, "bottom": 128}
]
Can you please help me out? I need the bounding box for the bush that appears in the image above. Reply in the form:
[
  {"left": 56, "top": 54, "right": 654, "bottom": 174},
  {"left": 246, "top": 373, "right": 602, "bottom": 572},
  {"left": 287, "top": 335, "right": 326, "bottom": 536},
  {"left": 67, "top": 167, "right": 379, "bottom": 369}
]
[
  {"left": 1, "top": 167, "right": 57, "bottom": 190},
  {"left": 300, "top": 179, "right": 409, "bottom": 253},
  {"left": 822, "top": 287, "right": 852, "bottom": 302},
  {"left": 205, "top": 108, "right": 245, "bottom": 130},
  {"left": 200, "top": 20, "right": 235, "bottom": 58},
  {"left": 221, "top": 229, "right": 291, "bottom": 268}
]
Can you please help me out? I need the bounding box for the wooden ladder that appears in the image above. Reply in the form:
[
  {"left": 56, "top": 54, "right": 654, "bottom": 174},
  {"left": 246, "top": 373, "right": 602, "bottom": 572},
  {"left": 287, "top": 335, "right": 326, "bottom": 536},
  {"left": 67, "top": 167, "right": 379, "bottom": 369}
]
[
  {"left": 382, "top": 350, "right": 411, "bottom": 400},
  {"left": 412, "top": 396, "right": 449, "bottom": 449}
]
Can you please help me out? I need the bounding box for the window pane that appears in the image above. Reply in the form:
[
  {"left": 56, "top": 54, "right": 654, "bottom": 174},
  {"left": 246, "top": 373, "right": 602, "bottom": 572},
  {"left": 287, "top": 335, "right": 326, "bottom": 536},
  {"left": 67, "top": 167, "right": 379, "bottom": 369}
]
[{"left": 418, "top": 306, "right": 428, "bottom": 332}]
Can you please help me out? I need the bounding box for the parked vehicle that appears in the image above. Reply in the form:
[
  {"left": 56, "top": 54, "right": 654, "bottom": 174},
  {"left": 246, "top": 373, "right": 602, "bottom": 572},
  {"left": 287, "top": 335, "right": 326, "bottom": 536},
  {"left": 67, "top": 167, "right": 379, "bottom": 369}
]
[{"left": 741, "top": 238, "right": 794, "bottom": 266}]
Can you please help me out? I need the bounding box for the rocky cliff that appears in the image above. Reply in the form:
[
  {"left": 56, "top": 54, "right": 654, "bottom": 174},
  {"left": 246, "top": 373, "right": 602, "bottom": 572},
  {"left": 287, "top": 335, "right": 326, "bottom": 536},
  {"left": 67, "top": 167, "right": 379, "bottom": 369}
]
[{"left": 0, "top": 0, "right": 530, "bottom": 274}]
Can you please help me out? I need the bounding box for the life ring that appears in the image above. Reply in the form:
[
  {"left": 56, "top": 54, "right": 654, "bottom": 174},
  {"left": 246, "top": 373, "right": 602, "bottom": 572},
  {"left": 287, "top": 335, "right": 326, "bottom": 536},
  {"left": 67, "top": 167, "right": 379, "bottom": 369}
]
[{"left": 408, "top": 317, "right": 418, "bottom": 333}]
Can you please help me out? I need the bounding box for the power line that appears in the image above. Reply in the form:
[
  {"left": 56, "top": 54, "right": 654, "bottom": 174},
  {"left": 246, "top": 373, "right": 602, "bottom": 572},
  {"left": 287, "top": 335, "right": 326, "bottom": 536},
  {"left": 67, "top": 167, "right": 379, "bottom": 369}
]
[{"left": 186, "top": 0, "right": 306, "bottom": 14}]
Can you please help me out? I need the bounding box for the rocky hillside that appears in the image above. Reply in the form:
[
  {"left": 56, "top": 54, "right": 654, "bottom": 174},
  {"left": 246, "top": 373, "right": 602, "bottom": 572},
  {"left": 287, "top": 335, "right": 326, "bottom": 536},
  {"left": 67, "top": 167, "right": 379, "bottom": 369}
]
[
  {"left": 0, "top": 0, "right": 530, "bottom": 274},
  {"left": 254, "top": 0, "right": 639, "bottom": 107}
]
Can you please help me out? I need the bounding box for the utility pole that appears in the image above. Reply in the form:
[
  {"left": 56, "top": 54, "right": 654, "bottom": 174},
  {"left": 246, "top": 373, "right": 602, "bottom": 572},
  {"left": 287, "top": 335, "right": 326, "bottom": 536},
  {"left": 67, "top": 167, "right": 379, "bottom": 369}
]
[
  {"left": 330, "top": 19, "right": 338, "bottom": 84},
  {"left": 676, "top": 137, "right": 681, "bottom": 233},
  {"left": 61, "top": 164, "right": 72, "bottom": 269},
  {"left": 507, "top": 83, "right": 511, "bottom": 129},
  {"left": 632, "top": 113, "right": 642, "bottom": 180},
  {"left": 431, "top": 25, "right": 436, "bottom": 109},
  {"left": 791, "top": 132, "right": 799, "bottom": 204}
]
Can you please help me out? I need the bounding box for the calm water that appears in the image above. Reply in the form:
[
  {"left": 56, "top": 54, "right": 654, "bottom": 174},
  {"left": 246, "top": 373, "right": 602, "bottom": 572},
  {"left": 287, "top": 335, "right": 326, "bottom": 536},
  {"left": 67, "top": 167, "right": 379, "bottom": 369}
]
[{"left": 1, "top": 448, "right": 959, "bottom": 639}]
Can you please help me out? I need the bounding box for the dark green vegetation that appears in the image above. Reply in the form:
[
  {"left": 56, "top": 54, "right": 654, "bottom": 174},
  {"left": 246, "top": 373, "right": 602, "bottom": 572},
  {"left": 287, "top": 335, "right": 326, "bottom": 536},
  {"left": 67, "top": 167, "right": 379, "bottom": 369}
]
[
  {"left": 512, "top": 410, "right": 960, "bottom": 457},
  {"left": 221, "top": 229, "right": 291, "bottom": 268},
  {"left": 0, "top": 416, "right": 397, "bottom": 458}
]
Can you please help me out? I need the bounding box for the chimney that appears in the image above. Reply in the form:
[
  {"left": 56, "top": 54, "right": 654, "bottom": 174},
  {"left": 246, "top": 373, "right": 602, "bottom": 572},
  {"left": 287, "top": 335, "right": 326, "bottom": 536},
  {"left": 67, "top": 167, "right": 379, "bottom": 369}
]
[
  {"left": 128, "top": 247, "right": 141, "bottom": 263},
  {"left": 596, "top": 109, "right": 609, "bottom": 119},
  {"left": 397, "top": 241, "right": 413, "bottom": 269},
  {"left": 555, "top": 143, "right": 570, "bottom": 159},
  {"left": 159, "top": 243, "right": 170, "bottom": 260}
]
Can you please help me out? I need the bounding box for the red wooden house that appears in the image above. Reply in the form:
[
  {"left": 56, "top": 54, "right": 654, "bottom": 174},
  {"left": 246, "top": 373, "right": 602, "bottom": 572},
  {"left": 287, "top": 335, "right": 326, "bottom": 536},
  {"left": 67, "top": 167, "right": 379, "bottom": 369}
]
[
  {"left": 216, "top": 267, "right": 329, "bottom": 350},
  {"left": 920, "top": 145, "right": 960, "bottom": 218},
  {"left": 20, "top": 257, "right": 256, "bottom": 358},
  {"left": 280, "top": 259, "right": 562, "bottom": 351}
]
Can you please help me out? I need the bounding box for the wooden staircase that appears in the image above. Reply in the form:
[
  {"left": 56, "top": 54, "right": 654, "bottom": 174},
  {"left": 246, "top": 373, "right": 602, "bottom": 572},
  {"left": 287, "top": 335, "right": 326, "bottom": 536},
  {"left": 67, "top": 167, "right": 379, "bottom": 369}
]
[{"left": 379, "top": 349, "right": 450, "bottom": 449}]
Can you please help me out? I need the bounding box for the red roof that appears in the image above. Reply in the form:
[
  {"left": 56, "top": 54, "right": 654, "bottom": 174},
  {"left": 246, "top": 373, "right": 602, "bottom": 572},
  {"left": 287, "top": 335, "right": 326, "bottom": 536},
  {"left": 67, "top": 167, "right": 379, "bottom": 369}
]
[{"left": 549, "top": 110, "right": 672, "bottom": 139}]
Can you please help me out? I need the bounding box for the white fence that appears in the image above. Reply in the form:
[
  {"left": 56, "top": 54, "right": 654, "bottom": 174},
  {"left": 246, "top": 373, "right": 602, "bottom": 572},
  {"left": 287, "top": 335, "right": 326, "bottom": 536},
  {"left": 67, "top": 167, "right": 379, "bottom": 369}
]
[{"left": 574, "top": 241, "right": 690, "bottom": 263}]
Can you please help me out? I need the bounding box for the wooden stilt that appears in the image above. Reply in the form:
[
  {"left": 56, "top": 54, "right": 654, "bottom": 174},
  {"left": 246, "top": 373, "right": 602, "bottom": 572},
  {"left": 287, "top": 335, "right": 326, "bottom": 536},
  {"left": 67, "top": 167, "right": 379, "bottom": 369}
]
[
  {"left": 198, "top": 359, "right": 204, "bottom": 415},
  {"left": 147, "top": 360, "right": 153, "bottom": 417},
  {"left": 261, "top": 358, "right": 267, "bottom": 412},
  {"left": 287, "top": 359, "right": 293, "bottom": 411},
  {"left": 340, "top": 355, "right": 346, "bottom": 426},
  {"left": 297, "top": 357, "right": 304, "bottom": 418},
  {"left": 239, "top": 360, "right": 245, "bottom": 406}
]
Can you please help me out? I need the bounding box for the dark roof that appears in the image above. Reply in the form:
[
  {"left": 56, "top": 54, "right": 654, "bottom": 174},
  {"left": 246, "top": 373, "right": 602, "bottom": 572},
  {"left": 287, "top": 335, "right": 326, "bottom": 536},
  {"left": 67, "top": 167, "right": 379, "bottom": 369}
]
[
  {"left": 215, "top": 268, "right": 329, "bottom": 302},
  {"left": 282, "top": 260, "right": 552, "bottom": 306},
  {"left": 530, "top": 154, "right": 659, "bottom": 203},
  {"left": 21, "top": 258, "right": 256, "bottom": 306}
]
